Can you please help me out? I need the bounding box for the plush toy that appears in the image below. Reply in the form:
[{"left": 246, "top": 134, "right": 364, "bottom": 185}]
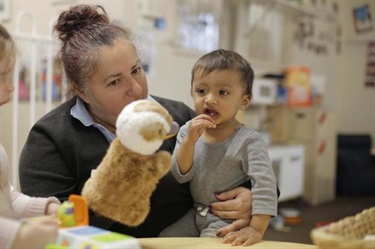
[
  {"left": 57, "top": 201, "right": 76, "bottom": 227},
  {"left": 81, "top": 99, "right": 179, "bottom": 227}
]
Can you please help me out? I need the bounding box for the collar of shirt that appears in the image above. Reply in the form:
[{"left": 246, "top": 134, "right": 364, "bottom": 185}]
[
  {"left": 70, "top": 97, "right": 115, "bottom": 143},
  {"left": 70, "top": 96, "right": 156, "bottom": 143}
]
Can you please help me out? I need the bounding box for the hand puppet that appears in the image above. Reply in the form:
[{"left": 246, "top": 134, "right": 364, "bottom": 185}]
[{"left": 82, "top": 99, "right": 179, "bottom": 226}]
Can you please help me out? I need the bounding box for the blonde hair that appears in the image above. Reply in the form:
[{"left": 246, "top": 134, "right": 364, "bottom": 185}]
[{"left": 0, "top": 24, "right": 17, "bottom": 74}]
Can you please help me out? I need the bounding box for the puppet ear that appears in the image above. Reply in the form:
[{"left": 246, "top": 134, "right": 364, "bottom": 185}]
[{"left": 240, "top": 95, "right": 251, "bottom": 110}]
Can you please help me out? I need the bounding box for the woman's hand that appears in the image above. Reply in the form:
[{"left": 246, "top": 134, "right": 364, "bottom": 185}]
[
  {"left": 12, "top": 216, "right": 60, "bottom": 249},
  {"left": 209, "top": 187, "right": 252, "bottom": 237}
]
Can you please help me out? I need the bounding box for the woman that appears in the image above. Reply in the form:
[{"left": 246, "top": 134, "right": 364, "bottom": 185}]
[{"left": 19, "top": 4, "right": 252, "bottom": 238}]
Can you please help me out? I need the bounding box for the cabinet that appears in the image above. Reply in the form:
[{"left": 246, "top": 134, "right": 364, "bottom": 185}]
[
  {"left": 268, "top": 145, "right": 305, "bottom": 202},
  {"left": 267, "top": 106, "right": 337, "bottom": 206},
  {"left": 288, "top": 108, "right": 337, "bottom": 206}
]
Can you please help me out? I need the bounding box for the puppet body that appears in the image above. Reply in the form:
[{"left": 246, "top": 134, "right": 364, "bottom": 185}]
[{"left": 82, "top": 100, "right": 178, "bottom": 226}]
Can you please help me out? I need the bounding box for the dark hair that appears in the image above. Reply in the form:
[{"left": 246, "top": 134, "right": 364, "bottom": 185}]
[
  {"left": 54, "top": 4, "right": 134, "bottom": 98},
  {"left": 191, "top": 49, "right": 254, "bottom": 97}
]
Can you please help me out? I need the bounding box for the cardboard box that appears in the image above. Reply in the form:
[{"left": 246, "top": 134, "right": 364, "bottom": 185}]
[{"left": 285, "top": 66, "right": 312, "bottom": 107}]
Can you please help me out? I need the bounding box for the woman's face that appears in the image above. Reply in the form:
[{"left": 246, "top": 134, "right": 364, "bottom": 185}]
[{"left": 78, "top": 39, "right": 148, "bottom": 130}]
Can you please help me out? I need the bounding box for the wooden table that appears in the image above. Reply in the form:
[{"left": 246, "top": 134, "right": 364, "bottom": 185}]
[{"left": 139, "top": 238, "right": 318, "bottom": 249}]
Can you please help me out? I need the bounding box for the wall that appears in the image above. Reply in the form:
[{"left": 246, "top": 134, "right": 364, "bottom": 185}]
[
  {"left": 336, "top": 0, "right": 375, "bottom": 139},
  {"left": 293, "top": 0, "right": 375, "bottom": 140},
  {"left": 235, "top": 0, "right": 375, "bottom": 139}
]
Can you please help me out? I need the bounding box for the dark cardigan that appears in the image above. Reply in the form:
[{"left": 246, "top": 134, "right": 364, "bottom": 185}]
[{"left": 19, "top": 95, "right": 196, "bottom": 237}]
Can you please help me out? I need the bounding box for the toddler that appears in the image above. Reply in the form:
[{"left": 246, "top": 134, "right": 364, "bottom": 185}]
[
  {"left": 0, "top": 24, "right": 61, "bottom": 249},
  {"left": 160, "top": 49, "right": 278, "bottom": 246}
]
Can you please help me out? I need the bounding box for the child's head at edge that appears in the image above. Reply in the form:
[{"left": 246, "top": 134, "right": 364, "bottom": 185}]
[{"left": 0, "top": 24, "right": 17, "bottom": 106}]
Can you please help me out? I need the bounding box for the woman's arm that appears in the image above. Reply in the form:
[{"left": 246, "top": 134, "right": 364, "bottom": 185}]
[
  {"left": 18, "top": 108, "right": 121, "bottom": 230},
  {"left": 209, "top": 187, "right": 253, "bottom": 236},
  {"left": 18, "top": 104, "right": 109, "bottom": 201},
  {"left": 18, "top": 123, "right": 77, "bottom": 200}
]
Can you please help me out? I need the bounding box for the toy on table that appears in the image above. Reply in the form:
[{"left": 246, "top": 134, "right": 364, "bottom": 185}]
[
  {"left": 57, "top": 200, "right": 76, "bottom": 227},
  {"left": 46, "top": 195, "right": 140, "bottom": 249},
  {"left": 57, "top": 194, "right": 89, "bottom": 227},
  {"left": 82, "top": 99, "right": 179, "bottom": 227}
]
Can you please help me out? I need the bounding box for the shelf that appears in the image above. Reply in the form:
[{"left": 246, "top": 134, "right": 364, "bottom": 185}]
[
  {"left": 248, "top": 0, "right": 336, "bottom": 22},
  {"left": 274, "top": 0, "right": 336, "bottom": 22}
]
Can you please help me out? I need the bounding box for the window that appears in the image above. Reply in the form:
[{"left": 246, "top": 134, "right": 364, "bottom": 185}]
[{"left": 175, "top": 0, "right": 220, "bottom": 53}]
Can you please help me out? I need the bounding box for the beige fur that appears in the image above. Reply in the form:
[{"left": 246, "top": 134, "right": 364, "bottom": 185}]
[
  {"left": 82, "top": 138, "right": 171, "bottom": 226},
  {"left": 81, "top": 100, "right": 175, "bottom": 227}
]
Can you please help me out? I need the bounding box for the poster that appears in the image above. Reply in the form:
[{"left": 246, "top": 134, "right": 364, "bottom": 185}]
[
  {"left": 353, "top": 4, "right": 373, "bottom": 34},
  {"left": 365, "top": 41, "right": 375, "bottom": 88}
]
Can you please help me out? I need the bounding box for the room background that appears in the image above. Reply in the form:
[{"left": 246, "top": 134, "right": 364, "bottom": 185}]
[{"left": 0, "top": 0, "right": 374, "bottom": 194}]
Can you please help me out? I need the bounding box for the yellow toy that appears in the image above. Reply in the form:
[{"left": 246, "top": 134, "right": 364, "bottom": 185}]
[
  {"left": 82, "top": 99, "right": 179, "bottom": 226},
  {"left": 57, "top": 194, "right": 89, "bottom": 228},
  {"left": 57, "top": 201, "right": 76, "bottom": 227}
]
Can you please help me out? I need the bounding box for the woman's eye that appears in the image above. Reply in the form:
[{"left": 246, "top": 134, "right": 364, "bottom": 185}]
[
  {"left": 109, "top": 79, "right": 120, "bottom": 86},
  {"left": 132, "top": 67, "right": 142, "bottom": 76}
]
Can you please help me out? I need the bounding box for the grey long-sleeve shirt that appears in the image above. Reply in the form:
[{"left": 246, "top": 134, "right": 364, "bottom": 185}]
[{"left": 171, "top": 123, "right": 278, "bottom": 217}]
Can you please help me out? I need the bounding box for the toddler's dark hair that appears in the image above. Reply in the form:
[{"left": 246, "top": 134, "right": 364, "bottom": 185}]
[{"left": 191, "top": 49, "right": 254, "bottom": 97}]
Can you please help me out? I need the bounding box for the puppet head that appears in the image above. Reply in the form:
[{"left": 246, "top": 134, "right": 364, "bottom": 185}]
[{"left": 116, "top": 99, "right": 179, "bottom": 155}]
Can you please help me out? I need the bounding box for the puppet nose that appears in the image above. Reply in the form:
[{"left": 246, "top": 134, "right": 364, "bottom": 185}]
[{"left": 164, "top": 121, "right": 179, "bottom": 139}]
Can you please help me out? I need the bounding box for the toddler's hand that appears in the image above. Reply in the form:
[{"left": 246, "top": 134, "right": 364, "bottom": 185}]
[
  {"left": 222, "top": 226, "right": 263, "bottom": 246},
  {"left": 186, "top": 114, "right": 216, "bottom": 143},
  {"left": 46, "top": 202, "right": 60, "bottom": 216},
  {"left": 12, "top": 216, "right": 60, "bottom": 249}
]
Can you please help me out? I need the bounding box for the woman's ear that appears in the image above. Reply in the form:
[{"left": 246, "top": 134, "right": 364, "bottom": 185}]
[
  {"left": 240, "top": 95, "right": 251, "bottom": 110},
  {"left": 75, "top": 86, "right": 89, "bottom": 104}
]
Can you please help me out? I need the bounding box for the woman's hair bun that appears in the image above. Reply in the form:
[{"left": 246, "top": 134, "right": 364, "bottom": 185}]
[{"left": 54, "top": 5, "right": 108, "bottom": 42}]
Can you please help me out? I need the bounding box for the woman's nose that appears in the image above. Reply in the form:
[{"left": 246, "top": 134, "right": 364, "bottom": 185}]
[{"left": 126, "top": 79, "right": 143, "bottom": 97}]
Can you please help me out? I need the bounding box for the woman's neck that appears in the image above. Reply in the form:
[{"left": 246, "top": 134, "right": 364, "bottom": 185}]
[{"left": 87, "top": 105, "right": 116, "bottom": 134}]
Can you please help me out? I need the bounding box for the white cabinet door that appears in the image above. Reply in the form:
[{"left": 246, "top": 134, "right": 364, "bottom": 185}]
[{"left": 268, "top": 145, "right": 305, "bottom": 202}]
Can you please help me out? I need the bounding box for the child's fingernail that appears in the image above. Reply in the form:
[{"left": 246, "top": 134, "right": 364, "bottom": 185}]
[
  {"left": 216, "top": 231, "right": 221, "bottom": 236},
  {"left": 214, "top": 191, "right": 221, "bottom": 195}
]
